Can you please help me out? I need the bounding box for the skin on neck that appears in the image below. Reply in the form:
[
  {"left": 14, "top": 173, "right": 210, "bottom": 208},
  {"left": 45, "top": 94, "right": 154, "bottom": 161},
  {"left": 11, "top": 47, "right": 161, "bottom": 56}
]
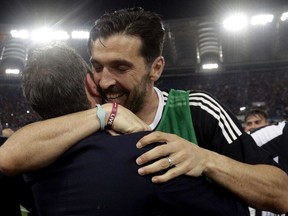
[
  {"left": 135, "top": 55, "right": 164, "bottom": 125},
  {"left": 135, "top": 86, "right": 159, "bottom": 125}
]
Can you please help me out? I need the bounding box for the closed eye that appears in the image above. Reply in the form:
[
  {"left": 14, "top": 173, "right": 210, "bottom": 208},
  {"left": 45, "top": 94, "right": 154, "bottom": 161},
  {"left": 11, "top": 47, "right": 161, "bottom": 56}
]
[
  {"left": 93, "top": 65, "right": 103, "bottom": 73},
  {"left": 111, "top": 61, "right": 133, "bottom": 73},
  {"left": 114, "top": 65, "right": 130, "bottom": 72},
  {"left": 90, "top": 60, "right": 103, "bottom": 73}
]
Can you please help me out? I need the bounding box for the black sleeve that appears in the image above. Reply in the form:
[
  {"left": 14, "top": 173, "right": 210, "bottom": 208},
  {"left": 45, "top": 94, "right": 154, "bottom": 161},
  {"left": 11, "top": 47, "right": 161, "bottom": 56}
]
[{"left": 189, "top": 90, "right": 277, "bottom": 166}]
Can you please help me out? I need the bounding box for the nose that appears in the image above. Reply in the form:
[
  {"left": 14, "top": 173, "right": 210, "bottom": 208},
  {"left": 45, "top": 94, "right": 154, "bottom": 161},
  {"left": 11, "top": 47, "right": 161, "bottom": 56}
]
[
  {"left": 94, "top": 69, "right": 116, "bottom": 90},
  {"left": 247, "top": 123, "right": 257, "bottom": 132}
]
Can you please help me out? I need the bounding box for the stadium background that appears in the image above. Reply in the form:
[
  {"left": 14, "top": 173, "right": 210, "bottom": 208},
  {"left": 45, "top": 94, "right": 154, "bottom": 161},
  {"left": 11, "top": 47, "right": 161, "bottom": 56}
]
[{"left": 1, "top": 0, "right": 288, "bottom": 131}]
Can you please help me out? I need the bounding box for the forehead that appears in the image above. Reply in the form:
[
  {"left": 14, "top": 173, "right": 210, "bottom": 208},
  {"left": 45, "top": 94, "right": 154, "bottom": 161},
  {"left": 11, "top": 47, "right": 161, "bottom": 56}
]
[
  {"left": 246, "top": 114, "right": 265, "bottom": 122},
  {"left": 90, "top": 34, "right": 142, "bottom": 60}
]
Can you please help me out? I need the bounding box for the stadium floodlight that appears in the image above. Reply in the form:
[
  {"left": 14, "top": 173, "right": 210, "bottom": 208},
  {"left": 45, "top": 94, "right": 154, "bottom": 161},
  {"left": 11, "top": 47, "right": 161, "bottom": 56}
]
[
  {"left": 223, "top": 14, "right": 248, "bottom": 32},
  {"left": 10, "top": 29, "right": 29, "bottom": 39},
  {"left": 280, "top": 12, "right": 288, "bottom": 21},
  {"left": 31, "top": 28, "right": 69, "bottom": 42},
  {"left": 251, "top": 14, "right": 274, "bottom": 25},
  {"left": 53, "top": 30, "right": 70, "bottom": 40},
  {"left": 31, "top": 28, "right": 53, "bottom": 42},
  {"left": 71, "top": 31, "right": 89, "bottom": 39},
  {"left": 5, "top": 68, "right": 20, "bottom": 74},
  {"left": 202, "top": 63, "right": 219, "bottom": 70}
]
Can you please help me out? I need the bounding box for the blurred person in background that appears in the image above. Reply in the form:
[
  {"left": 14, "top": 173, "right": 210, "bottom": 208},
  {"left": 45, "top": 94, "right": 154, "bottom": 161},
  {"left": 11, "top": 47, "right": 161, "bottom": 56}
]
[{"left": 244, "top": 109, "right": 269, "bottom": 133}]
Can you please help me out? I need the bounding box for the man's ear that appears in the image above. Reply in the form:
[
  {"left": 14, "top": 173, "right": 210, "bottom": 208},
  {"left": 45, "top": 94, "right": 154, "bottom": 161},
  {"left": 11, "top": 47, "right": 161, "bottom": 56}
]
[
  {"left": 85, "top": 73, "right": 101, "bottom": 106},
  {"left": 85, "top": 73, "right": 98, "bottom": 96},
  {"left": 149, "top": 56, "right": 165, "bottom": 81}
]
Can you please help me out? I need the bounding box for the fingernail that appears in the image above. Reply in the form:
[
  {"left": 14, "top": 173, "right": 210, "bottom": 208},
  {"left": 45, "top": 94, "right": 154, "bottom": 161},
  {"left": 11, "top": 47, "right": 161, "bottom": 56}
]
[
  {"left": 152, "top": 177, "right": 159, "bottom": 183},
  {"left": 138, "top": 168, "right": 144, "bottom": 175},
  {"left": 136, "top": 142, "right": 142, "bottom": 148},
  {"left": 136, "top": 158, "right": 142, "bottom": 165}
]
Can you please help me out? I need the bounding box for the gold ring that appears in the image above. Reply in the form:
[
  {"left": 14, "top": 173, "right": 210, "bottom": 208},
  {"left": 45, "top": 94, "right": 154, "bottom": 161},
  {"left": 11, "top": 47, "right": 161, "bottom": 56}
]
[{"left": 167, "top": 157, "right": 173, "bottom": 167}]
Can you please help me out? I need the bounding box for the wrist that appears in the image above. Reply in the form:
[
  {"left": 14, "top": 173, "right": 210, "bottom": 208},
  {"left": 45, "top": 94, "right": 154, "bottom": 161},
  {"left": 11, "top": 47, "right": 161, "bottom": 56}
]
[
  {"left": 202, "top": 150, "right": 217, "bottom": 176},
  {"left": 106, "top": 102, "right": 118, "bottom": 129},
  {"left": 102, "top": 103, "right": 112, "bottom": 125},
  {"left": 102, "top": 103, "right": 119, "bottom": 129},
  {"left": 96, "top": 104, "right": 106, "bottom": 130}
]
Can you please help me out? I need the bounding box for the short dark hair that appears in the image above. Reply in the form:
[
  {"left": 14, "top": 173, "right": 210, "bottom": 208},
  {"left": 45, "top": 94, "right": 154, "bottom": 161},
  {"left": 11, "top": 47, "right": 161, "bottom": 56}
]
[
  {"left": 88, "top": 7, "right": 165, "bottom": 66},
  {"left": 22, "top": 42, "right": 91, "bottom": 119},
  {"left": 244, "top": 109, "right": 268, "bottom": 122}
]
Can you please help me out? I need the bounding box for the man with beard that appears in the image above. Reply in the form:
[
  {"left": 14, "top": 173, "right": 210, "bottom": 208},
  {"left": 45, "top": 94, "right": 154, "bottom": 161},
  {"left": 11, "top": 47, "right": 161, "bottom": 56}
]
[{"left": 1, "top": 7, "right": 288, "bottom": 214}]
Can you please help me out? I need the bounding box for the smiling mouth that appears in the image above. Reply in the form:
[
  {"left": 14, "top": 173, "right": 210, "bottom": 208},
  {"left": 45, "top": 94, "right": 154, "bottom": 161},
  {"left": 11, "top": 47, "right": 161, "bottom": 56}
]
[{"left": 106, "top": 93, "right": 125, "bottom": 101}]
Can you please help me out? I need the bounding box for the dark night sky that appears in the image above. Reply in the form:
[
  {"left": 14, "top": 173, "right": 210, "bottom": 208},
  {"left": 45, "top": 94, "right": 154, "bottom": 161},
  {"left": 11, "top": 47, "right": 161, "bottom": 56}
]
[{"left": 0, "top": 0, "right": 287, "bottom": 28}]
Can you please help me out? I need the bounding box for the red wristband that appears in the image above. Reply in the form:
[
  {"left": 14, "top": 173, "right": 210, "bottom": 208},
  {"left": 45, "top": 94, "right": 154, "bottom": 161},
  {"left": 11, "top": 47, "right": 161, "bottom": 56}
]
[{"left": 106, "top": 102, "right": 118, "bottom": 129}]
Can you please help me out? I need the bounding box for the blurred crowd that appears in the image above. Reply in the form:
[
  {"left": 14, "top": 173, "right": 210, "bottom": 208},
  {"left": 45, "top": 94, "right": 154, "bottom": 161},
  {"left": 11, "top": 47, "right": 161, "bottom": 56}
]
[
  {"left": 1, "top": 68, "right": 288, "bottom": 131},
  {"left": 0, "top": 83, "right": 41, "bottom": 131},
  {"left": 158, "top": 68, "right": 288, "bottom": 122}
]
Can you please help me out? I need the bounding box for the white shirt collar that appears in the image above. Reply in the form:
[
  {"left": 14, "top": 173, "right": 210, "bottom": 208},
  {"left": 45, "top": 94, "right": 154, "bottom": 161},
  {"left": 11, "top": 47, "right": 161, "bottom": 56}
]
[{"left": 149, "top": 87, "right": 164, "bottom": 130}]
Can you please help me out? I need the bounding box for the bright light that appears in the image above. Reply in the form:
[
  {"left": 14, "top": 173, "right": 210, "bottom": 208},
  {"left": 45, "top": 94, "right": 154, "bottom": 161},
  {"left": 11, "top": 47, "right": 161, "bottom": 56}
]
[
  {"left": 5, "top": 69, "right": 20, "bottom": 74},
  {"left": 31, "top": 28, "right": 53, "bottom": 42},
  {"left": 71, "top": 31, "right": 89, "bottom": 39},
  {"left": 240, "top": 106, "right": 246, "bottom": 111},
  {"left": 53, "top": 30, "right": 70, "bottom": 40},
  {"left": 10, "top": 29, "right": 29, "bottom": 39},
  {"left": 280, "top": 12, "right": 288, "bottom": 21},
  {"left": 251, "top": 14, "right": 274, "bottom": 25},
  {"left": 31, "top": 28, "right": 69, "bottom": 42},
  {"left": 202, "top": 63, "right": 219, "bottom": 70},
  {"left": 223, "top": 14, "right": 248, "bottom": 31}
]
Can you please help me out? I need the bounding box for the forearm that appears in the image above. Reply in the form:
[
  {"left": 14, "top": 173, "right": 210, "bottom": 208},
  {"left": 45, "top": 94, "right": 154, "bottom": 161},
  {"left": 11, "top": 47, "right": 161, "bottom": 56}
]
[
  {"left": 0, "top": 108, "right": 100, "bottom": 176},
  {"left": 0, "top": 103, "right": 149, "bottom": 176},
  {"left": 204, "top": 151, "right": 288, "bottom": 213}
]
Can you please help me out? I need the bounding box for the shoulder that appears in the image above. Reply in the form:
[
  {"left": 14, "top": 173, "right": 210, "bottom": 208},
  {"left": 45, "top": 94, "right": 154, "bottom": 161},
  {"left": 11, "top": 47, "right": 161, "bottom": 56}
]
[
  {"left": 161, "top": 88, "right": 241, "bottom": 129},
  {"left": 187, "top": 90, "right": 240, "bottom": 128},
  {"left": 162, "top": 89, "right": 243, "bottom": 144},
  {"left": 251, "top": 121, "right": 287, "bottom": 146},
  {"left": 188, "top": 90, "right": 221, "bottom": 106},
  {"left": 162, "top": 89, "right": 221, "bottom": 106},
  {"left": 161, "top": 89, "right": 217, "bottom": 103}
]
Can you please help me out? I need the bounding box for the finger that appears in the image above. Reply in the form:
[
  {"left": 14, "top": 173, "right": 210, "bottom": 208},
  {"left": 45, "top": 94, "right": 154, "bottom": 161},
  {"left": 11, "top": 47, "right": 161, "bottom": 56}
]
[
  {"left": 137, "top": 150, "right": 183, "bottom": 171},
  {"left": 106, "top": 129, "right": 120, "bottom": 136},
  {"left": 136, "top": 144, "right": 171, "bottom": 165},
  {"left": 131, "top": 123, "right": 151, "bottom": 132},
  {"left": 151, "top": 166, "right": 185, "bottom": 183},
  {"left": 138, "top": 157, "right": 172, "bottom": 175},
  {"left": 136, "top": 131, "right": 168, "bottom": 148}
]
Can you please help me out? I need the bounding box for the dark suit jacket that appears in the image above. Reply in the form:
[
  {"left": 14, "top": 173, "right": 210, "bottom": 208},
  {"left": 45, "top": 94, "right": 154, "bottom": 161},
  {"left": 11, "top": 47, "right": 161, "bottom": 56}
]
[
  {"left": 0, "top": 136, "right": 37, "bottom": 216},
  {"left": 25, "top": 131, "right": 248, "bottom": 216}
]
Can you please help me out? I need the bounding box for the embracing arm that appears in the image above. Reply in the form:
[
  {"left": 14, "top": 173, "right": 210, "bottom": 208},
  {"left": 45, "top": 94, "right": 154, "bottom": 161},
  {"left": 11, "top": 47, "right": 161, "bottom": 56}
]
[
  {"left": 136, "top": 131, "right": 288, "bottom": 213},
  {"left": 0, "top": 104, "right": 149, "bottom": 176},
  {"left": 204, "top": 150, "right": 288, "bottom": 213},
  {"left": 0, "top": 109, "right": 98, "bottom": 176}
]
